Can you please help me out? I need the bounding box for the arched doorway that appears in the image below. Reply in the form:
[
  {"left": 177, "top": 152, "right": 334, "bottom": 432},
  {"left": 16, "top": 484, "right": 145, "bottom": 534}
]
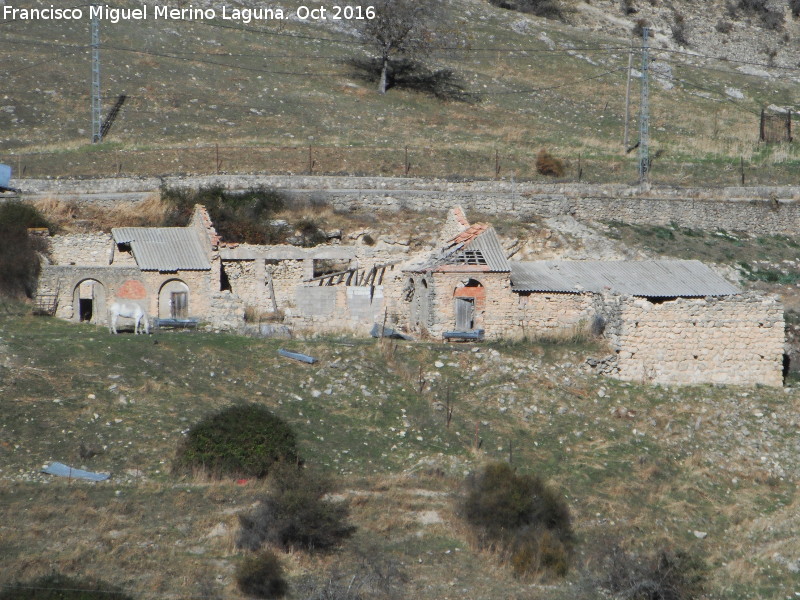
[
  {"left": 453, "top": 279, "right": 484, "bottom": 331},
  {"left": 159, "top": 279, "right": 190, "bottom": 319},
  {"left": 73, "top": 279, "right": 106, "bottom": 324}
]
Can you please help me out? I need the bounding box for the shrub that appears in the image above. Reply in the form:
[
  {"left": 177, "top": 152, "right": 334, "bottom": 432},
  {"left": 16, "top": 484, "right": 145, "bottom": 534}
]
[
  {"left": 173, "top": 404, "right": 298, "bottom": 479},
  {"left": 592, "top": 545, "right": 706, "bottom": 600},
  {"left": 489, "top": 0, "right": 565, "bottom": 20},
  {"left": 293, "top": 218, "right": 328, "bottom": 247},
  {"left": 632, "top": 17, "right": 650, "bottom": 37},
  {"left": 792, "top": 0, "right": 800, "bottom": 17},
  {"left": 0, "top": 574, "right": 133, "bottom": 600},
  {"left": 671, "top": 13, "right": 689, "bottom": 46},
  {"left": 536, "top": 149, "right": 565, "bottom": 177},
  {"left": 0, "top": 201, "right": 51, "bottom": 299},
  {"left": 762, "top": 9, "right": 785, "bottom": 30},
  {"left": 458, "top": 462, "right": 572, "bottom": 578},
  {"left": 620, "top": 0, "right": 637, "bottom": 14},
  {"left": 236, "top": 551, "right": 288, "bottom": 599},
  {"left": 161, "top": 185, "right": 287, "bottom": 244},
  {"left": 237, "top": 464, "right": 356, "bottom": 553},
  {"left": 715, "top": 19, "right": 734, "bottom": 33}
]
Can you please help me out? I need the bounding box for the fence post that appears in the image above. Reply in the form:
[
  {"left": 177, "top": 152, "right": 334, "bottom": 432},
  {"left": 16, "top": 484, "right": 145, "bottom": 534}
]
[
  {"left": 740, "top": 156, "right": 745, "bottom": 186},
  {"left": 404, "top": 146, "right": 410, "bottom": 176},
  {"left": 308, "top": 145, "right": 314, "bottom": 174},
  {"left": 494, "top": 149, "right": 500, "bottom": 180}
]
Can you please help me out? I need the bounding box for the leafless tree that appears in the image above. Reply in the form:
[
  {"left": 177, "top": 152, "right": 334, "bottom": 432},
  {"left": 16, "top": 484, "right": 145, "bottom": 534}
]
[{"left": 358, "top": 0, "right": 436, "bottom": 94}]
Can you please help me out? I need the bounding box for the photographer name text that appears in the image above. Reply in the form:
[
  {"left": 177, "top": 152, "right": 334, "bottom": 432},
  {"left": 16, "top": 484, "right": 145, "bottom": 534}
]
[{"left": 3, "top": 4, "right": 376, "bottom": 24}]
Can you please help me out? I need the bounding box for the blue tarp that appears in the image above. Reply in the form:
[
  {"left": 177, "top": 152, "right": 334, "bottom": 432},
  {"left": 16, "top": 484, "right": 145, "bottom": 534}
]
[
  {"left": 42, "top": 462, "right": 110, "bottom": 481},
  {"left": 0, "top": 165, "right": 11, "bottom": 189}
]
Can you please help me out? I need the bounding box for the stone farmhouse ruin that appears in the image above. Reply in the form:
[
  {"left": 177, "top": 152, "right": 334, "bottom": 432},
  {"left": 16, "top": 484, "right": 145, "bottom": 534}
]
[{"left": 35, "top": 205, "right": 784, "bottom": 387}]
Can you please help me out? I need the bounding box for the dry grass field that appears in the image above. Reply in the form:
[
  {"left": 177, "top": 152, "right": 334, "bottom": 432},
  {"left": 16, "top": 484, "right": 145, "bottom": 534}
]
[
  {"left": 1, "top": 305, "right": 799, "bottom": 599},
  {"left": 2, "top": 0, "right": 799, "bottom": 185}
]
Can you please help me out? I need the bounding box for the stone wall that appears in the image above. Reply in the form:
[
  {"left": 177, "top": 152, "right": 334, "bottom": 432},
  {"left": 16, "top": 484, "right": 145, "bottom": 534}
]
[
  {"left": 47, "top": 233, "right": 116, "bottom": 267},
  {"left": 39, "top": 264, "right": 218, "bottom": 326},
  {"left": 206, "top": 291, "right": 245, "bottom": 331},
  {"left": 497, "top": 292, "right": 595, "bottom": 339},
  {"left": 20, "top": 175, "right": 800, "bottom": 235},
  {"left": 601, "top": 293, "right": 784, "bottom": 387}
]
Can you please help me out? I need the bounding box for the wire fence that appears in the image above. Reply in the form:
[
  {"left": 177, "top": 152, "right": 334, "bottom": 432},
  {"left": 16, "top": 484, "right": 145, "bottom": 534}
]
[{"left": 4, "top": 144, "right": 798, "bottom": 188}]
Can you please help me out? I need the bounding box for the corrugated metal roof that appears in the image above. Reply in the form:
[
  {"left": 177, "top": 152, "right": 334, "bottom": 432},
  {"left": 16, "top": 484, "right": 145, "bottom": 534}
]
[
  {"left": 112, "top": 227, "right": 210, "bottom": 271},
  {"left": 465, "top": 227, "right": 510, "bottom": 272},
  {"left": 510, "top": 260, "right": 740, "bottom": 297}
]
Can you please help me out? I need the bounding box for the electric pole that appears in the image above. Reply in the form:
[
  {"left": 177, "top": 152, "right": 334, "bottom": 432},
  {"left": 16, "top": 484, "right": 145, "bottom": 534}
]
[
  {"left": 638, "top": 26, "right": 650, "bottom": 185},
  {"left": 91, "top": 4, "right": 102, "bottom": 143},
  {"left": 623, "top": 38, "right": 633, "bottom": 148}
]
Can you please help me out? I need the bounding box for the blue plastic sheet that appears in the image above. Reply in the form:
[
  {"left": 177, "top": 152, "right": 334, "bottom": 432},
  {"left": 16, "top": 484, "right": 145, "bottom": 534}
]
[{"left": 42, "top": 462, "right": 110, "bottom": 481}]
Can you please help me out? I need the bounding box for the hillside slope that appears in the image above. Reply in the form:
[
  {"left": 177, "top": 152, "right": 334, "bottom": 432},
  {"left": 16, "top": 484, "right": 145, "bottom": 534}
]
[
  {"left": 0, "top": 309, "right": 799, "bottom": 599},
  {"left": 2, "top": 0, "right": 799, "bottom": 184}
]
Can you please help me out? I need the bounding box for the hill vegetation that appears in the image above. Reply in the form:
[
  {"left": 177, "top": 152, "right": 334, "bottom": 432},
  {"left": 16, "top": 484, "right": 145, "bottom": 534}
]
[
  {"left": 1, "top": 0, "right": 799, "bottom": 185},
  {"left": 0, "top": 308, "right": 798, "bottom": 599}
]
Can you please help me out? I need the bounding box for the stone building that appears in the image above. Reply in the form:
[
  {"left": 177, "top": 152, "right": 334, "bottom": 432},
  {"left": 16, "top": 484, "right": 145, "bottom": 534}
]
[
  {"left": 399, "top": 209, "right": 784, "bottom": 387},
  {"left": 34, "top": 205, "right": 784, "bottom": 386}
]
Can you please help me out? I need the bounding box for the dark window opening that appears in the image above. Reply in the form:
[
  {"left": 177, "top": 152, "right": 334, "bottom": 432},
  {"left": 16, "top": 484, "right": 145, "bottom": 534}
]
[
  {"left": 79, "top": 298, "right": 93, "bottom": 322},
  {"left": 220, "top": 265, "right": 231, "bottom": 291},
  {"left": 643, "top": 296, "right": 678, "bottom": 305},
  {"left": 313, "top": 259, "right": 350, "bottom": 278}
]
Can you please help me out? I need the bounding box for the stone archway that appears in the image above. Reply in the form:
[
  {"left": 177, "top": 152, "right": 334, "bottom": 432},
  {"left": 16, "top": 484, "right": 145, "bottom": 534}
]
[
  {"left": 72, "top": 279, "right": 106, "bottom": 324},
  {"left": 159, "top": 279, "right": 190, "bottom": 319}
]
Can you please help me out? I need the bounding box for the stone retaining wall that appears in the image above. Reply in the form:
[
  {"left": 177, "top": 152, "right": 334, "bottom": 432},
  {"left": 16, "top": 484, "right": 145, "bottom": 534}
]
[{"left": 18, "top": 175, "right": 800, "bottom": 235}]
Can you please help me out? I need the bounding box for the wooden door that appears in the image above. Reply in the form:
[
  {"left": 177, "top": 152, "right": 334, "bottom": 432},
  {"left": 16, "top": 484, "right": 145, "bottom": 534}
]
[{"left": 455, "top": 297, "right": 475, "bottom": 330}]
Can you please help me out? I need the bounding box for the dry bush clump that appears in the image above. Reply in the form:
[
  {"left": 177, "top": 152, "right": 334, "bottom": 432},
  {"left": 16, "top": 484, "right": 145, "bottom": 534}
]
[
  {"left": 580, "top": 544, "right": 706, "bottom": 600},
  {"left": 235, "top": 551, "right": 288, "bottom": 599},
  {"left": 33, "top": 197, "right": 79, "bottom": 230},
  {"left": 236, "top": 463, "right": 356, "bottom": 553},
  {"left": 457, "top": 462, "right": 573, "bottom": 579},
  {"left": 536, "top": 149, "right": 565, "bottom": 178}
]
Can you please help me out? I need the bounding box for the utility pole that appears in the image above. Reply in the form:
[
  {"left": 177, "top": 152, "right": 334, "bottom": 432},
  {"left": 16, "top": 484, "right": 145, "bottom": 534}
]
[
  {"left": 638, "top": 27, "right": 650, "bottom": 185},
  {"left": 623, "top": 38, "right": 633, "bottom": 148},
  {"left": 91, "top": 4, "right": 102, "bottom": 143}
]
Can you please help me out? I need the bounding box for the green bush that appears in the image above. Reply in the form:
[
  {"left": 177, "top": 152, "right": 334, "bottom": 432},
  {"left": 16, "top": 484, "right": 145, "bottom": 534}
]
[
  {"left": 237, "top": 464, "right": 356, "bottom": 553},
  {"left": 173, "top": 404, "right": 298, "bottom": 479},
  {"left": 236, "top": 551, "right": 288, "bottom": 599},
  {"left": 0, "top": 574, "right": 133, "bottom": 600},
  {"left": 161, "top": 185, "right": 287, "bottom": 244},
  {"left": 0, "top": 201, "right": 51, "bottom": 299},
  {"left": 458, "top": 462, "right": 572, "bottom": 578}
]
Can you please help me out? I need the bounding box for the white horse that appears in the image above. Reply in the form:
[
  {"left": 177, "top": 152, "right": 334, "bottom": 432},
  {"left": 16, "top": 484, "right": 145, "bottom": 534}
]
[{"left": 108, "top": 301, "right": 149, "bottom": 335}]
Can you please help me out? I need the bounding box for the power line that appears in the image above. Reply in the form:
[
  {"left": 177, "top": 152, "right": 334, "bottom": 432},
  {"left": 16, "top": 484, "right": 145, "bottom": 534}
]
[{"left": 483, "top": 66, "right": 627, "bottom": 96}]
